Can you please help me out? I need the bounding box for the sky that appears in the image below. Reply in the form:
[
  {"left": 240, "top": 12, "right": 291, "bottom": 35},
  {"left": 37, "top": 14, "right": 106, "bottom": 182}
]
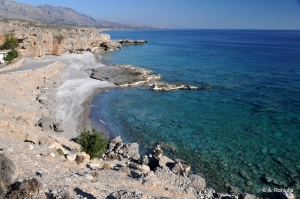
[{"left": 13, "top": 0, "right": 300, "bottom": 29}]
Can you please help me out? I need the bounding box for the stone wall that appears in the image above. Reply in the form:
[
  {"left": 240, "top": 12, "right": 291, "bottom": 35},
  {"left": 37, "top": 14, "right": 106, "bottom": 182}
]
[{"left": 0, "top": 20, "right": 111, "bottom": 57}]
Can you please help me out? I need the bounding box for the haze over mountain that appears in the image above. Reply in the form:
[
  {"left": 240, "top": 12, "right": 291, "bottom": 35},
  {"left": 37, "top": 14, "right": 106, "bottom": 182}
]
[{"left": 0, "top": 0, "right": 149, "bottom": 29}]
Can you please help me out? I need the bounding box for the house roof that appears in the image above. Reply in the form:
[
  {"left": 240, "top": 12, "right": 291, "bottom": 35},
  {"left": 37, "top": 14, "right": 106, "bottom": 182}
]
[{"left": 0, "top": 50, "right": 11, "bottom": 54}]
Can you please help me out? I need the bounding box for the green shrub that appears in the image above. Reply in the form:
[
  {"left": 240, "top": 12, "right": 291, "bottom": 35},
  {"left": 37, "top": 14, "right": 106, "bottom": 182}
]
[
  {"left": 8, "top": 50, "right": 18, "bottom": 58},
  {"left": 0, "top": 35, "right": 19, "bottom": 50},
  {"left": 57, "top": 148, "right": 64, "bottom": 156},
  {"left": 76, "top": 128, "right": 108, "bottom": 159}
]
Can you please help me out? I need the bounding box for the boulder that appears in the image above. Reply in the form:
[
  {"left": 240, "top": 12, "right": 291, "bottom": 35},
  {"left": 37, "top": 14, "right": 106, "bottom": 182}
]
[
  {"left": 238, "top": 193, "right": 258, "bottom": 199},
  {"left": 66, "top": 154, "right": 76, "bottom": 161},
  {"left": 189, "top": 174, "right": 206, "bottom": 190},
  {"left": 170, "top": 162, "right": 184, "bottom": 173},
  {"left": 277, "top": 192, "right": 296, "bottom": 199},
  {"left": 53, "top": 122, "right": 64, "bottom": 132},
  {"left": 39, "top": 136, "right": 55, "bottom": 147},
  {"left": 110, "top": 136, "right": 122, "bottom": 144},
  {"left": 153, "top": 145, "right": 163, "bottom": 158},
  {"left": 25, "top": 134, "right": 39, "bottom": 144},
  {"left": 158, "top": 155, "right": 174, "bottom": 168},
  {"left": 121, "top": 143, "right": 140, "bottom": 160},
  {"left": 38, "top": 117, "right": 54, "bottom": 131}
]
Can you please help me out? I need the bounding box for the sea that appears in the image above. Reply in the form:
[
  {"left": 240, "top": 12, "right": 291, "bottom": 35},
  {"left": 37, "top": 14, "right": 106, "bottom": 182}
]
[{"left": 89, "top": 29, "right": 300, "bottom": 196}]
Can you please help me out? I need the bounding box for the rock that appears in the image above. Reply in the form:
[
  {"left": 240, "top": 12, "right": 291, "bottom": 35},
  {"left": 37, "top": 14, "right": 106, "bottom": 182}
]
[
  {"left": 139, "top": 165, "right": 150, "bottom": 174},
  {"left": 27, "top": 144, "right": 34, "bottom": 150},
  {"left": 85, "top": 173, "right": 94, "bottom": 181},
  {"left": 148, "top": 82, "right": 198, "bottom": 91},
  {"left": 47, "top": 153, "right": 55, "bottom": 158},
  {"left": 189, "top": 174, "right": 206, "bottom": 190},
  {"left": 238, "top": 193, "right": 258, "bottom": 199},
  {"left": 170, "top": 162, "right": 183, "bottom": 173},
  {"left": 110, "top": 136, "right": 122, "bottom": 144},
  {"left": 140, "top": 155, "right": 149, "bottom": 165},
  {"left": 25, "top": 134, "right": 39, "bottom": 144},
  {"left": 173, "top": 159, "right": 191, "bottom": 173},
  {"left": 121, "top": 143, "right": 140, "bottom": 160},
  {"left": 66, "top": 154, "right": 76, "bottom": 161},
  {"left": 153, "top": 145, "right": 163, "bottom": 158},
  {"left": 53, "top": 122, "right": 64, "bottom": 132},
  {"left": 38, "top": 117, "right": 54, "bottom": 131},
  {"left": 38, "top": 136, "right": 55, "bottom": 147},
  {"left": 276, "top": 192, "right": 296, "bottom": 199},
  {"left": 158, "top": 155, "right": 174, "bottom": 168}
]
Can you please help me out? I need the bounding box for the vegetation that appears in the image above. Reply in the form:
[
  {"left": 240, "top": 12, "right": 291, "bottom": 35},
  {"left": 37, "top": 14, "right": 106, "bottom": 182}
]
[
  {"left": 57, "top": 148, "right": 64, "bottom": 156},
  {"left": 0, "top": 35, "right": 19, "bottom": 50},
  {"left": 76, "top": 128, "right": 109, "bottom": 159},
  {"left": 6, "top": 178, "right": 42, "bottom": 199},
  {"left": 54, "top": 35, "right": 64, "bottom": 44},
  {"left": 75, "top": 155, "right": 85, "bottom": 164},
  {"left": 0, "top": 154, "right": 16, "bottom": 198},
  {"left": 3, "top": 50, "right": 19, "bottom": 63},
  {"left": 102, "top": 163, "right": 111, "bottom": 170}
]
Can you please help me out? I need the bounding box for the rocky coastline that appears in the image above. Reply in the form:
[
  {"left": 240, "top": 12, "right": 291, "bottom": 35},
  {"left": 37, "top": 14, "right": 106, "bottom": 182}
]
[{"left": 0, "top": 20, "right": 294, "bottom": 198}]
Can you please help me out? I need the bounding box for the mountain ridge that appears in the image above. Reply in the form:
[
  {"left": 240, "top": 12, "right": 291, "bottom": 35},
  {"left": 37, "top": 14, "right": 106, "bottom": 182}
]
[{"left": 0, "top": 0, "right": 149, "bottom": 29}]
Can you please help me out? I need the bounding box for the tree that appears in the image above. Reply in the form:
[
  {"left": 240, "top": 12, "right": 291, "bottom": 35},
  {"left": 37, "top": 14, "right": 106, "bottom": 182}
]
[
  {"left": 0, "top": 34, "right": 19, "bottom": 50},
  {"left": 76, "top": 128, "right": 109, "bottom": 159}
]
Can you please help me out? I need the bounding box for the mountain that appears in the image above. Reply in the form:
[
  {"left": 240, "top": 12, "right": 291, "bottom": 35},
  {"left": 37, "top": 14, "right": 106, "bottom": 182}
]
[{"left": 0, "top": 0, "right": 148, "bottom": 29}]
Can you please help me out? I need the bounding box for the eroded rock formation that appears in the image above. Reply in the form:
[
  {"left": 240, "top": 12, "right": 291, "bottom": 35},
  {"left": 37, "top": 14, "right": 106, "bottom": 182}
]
[{"left": 0, "top": 19, "right": 110, "bottom": 56}]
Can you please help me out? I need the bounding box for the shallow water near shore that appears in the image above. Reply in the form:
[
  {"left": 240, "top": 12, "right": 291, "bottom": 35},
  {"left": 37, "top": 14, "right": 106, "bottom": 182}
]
[{"left": 90, "top": 30, "right": 300, "bottom": 196}]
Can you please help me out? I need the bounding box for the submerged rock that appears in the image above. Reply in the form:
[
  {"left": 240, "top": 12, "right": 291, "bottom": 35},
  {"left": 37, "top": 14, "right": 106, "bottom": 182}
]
[{"left": 148, "top": 82, "right": 198, "bottom": 91}]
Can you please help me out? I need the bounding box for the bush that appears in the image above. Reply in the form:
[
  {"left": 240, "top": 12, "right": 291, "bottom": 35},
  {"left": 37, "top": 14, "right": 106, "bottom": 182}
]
[
  {"left": 76, "top": 128, "right": 109, "bottom": 159},
  {"left": 6, "top": 178, "right": 42, "bottom": 199},
  {"left": 3, "top": 50, "right": 18, "bottom": 63},
  {"left": 57, "top": 148, "right": 64, "bottom": 156},
  {"left": 0, "top": 35, "right": 19, "bottom": 50}
]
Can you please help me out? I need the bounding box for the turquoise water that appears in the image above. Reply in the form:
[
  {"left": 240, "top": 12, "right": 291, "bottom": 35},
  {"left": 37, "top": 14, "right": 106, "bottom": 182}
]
[{"left": 90, "top": 30, "right": 300, "bottom": 196}]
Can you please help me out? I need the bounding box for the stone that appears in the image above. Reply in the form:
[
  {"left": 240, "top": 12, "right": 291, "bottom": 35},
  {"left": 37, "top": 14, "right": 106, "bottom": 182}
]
[
  {"left": 85, "top": 174, "right": 94, "bottom": 181},
  {"left": 121, "top": 143, "right": 140, "bottom": 160},
  {"left": 38, "top": 117, "right": 54, "bottom": 131},
  {"left": 25, "top": 134, "right": 39, "bottom": 144},
  {"left": 189, "top": 174, "right": 206, "bottom": 190},
  {"left": 170, "top": 162, "right": 183, "bottom": 173},
  {"left": 158, "top": 155, "right": 174, "bottom": 169},
  {"left": 47, "top": 153, "right": 55, "bottom": 158},
  {"left": 66, "top": 154, "right": 76, "bottom": 161},
  {"left": 238, "top": 193, "right": 258, "bottom": 199},
  {"left": 173, "top": 159, "right": 191, "bottom": 173},
  {"left": 53, "top": 122, "right": 64, "bottom": 132},
  {"left": 39, "top": 136, "right": 55, "bottom": 147},
  {"left": 139, "top": 165, "right": 150, "bottom": 174},
  {"left": 88, "top": 162, "right": 100, "bottom": 170},
  {"left": 277, "top": 192, "right": 296, "bottom": 199},
  {"left": 110, "top": 136, "right": 122, "bottom": 144},
  {"left": 27, "top": 144, "right": 34, "bottom": 150}
]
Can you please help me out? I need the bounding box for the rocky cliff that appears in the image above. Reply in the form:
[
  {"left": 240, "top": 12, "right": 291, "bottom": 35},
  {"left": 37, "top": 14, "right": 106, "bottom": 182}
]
[{"left": 0, "top": 19, "right": 110, "bottom": 56}]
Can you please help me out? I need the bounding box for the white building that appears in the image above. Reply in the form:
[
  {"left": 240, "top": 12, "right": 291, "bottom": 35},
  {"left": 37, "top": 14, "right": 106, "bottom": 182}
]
[{"left": 0, "top": 50, "right": 11, "bottom": 64}]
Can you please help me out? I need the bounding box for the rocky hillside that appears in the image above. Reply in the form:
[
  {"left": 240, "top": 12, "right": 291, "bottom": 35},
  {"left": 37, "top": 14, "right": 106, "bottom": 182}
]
[
  {"left": 0, "top": 0, "right": 147, "bottom": 29},
  {"left": 0, "top": 19, "right": 111, "bottom": 56}
]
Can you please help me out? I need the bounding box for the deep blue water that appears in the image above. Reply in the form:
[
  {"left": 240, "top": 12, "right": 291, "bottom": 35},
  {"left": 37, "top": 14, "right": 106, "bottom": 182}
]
[{"left": 90, "top": 30, "right": 300, "bottom": 196}]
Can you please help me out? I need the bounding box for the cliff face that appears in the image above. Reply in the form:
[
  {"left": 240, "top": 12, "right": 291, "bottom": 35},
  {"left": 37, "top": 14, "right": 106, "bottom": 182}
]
[{"left": 0, "top": 19, "right": 110, "bottom": 56}]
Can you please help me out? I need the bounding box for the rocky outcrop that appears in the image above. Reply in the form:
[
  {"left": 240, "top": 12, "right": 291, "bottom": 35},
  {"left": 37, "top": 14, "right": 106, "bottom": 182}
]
[
  {"left": 117, "top": 39, "right": 148, "bottom": 45},
  {"left": 88, "top": 64, "right": 161, "bottom": 86},
  {"left": 0, "top": 19, "right": 110, "bottom": 57},
  {"left": 148, "top": 81, "right": 199, "bottom": 91}
]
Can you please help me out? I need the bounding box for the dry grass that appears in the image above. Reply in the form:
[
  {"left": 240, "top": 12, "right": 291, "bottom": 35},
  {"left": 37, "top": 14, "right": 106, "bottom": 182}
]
[
  {"left": 102, "top": 163, "right": 110, "bottom": 170},
  {"left": 75, "top": 155, "right": 85, "bottom": 164},
  {"left": 7, "top": 178, "right": 42, "bottom": 199}
]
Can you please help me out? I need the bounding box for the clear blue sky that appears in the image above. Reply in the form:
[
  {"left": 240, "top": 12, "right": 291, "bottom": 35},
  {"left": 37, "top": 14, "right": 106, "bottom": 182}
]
[{"left": 14, "top": 0, "right": 300, "bottom": 29}]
